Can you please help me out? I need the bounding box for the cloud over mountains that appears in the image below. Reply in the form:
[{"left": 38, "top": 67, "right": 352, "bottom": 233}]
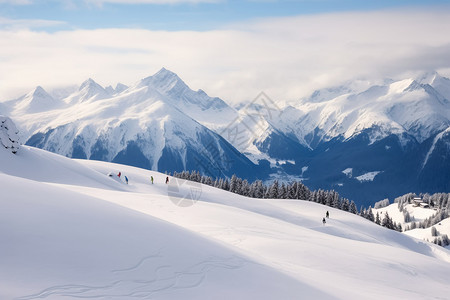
[{"left": 1, "top": 8, "right": 450, "bottom": 104}]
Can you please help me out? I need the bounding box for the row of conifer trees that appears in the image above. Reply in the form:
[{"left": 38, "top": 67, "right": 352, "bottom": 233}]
[
  {"left": 172, "top": 171, "right": 450, "bottom": 238},
  {"left": 173, "top": 171, "right": 359, "bottom": 215}
]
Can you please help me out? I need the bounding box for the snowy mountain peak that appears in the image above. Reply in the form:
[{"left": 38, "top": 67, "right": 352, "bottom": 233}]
[
  {"left": 139, "top": 68, "right": 189, "bottom": 94},
  {"left": 422, "top": 71, "right": 450, "bottom": 100},
  {"left": 417, "top": 71, "right": 440, "bottom": 85},
  {"left": 115, "top": 82, "right": 129, "bottom": 94},
  {"left": 133, "top": 68, "right": 233, "bottom": 121},
  {"left": 30, "top": 86, "right": 48, "bottom": 98},
  {"left": 79, "top": 78, "right": 105, "bottom": 93},
  {"left": 80, "top": 78, "right": 96, "bottom": 89},
  {"left": 155, "top": 67, "right": 175, "bottom": 77},
  {"left": 308, "top": 85, "right": 352, "bottom": 103},
  {"left": 14, "top": 86, "right": 57, "bottom": 113},
  {"left": 402, "top": 79, "right": 421, "bottom": 92},
  {"left": 73, "top": 78, "right": 109, "bottom": 102}
]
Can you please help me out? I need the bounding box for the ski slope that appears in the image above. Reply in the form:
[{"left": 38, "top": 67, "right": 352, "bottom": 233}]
[{"left": 1, "top": 145, "right": 450, "bottom": 300}]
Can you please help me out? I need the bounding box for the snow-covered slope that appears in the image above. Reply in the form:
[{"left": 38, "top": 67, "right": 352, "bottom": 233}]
[
  {"left": 373, "top": 201, "right": 450, "bottom": 247},
  {"left": 1, "top": 145, "right": 450, "bottom": 300}
]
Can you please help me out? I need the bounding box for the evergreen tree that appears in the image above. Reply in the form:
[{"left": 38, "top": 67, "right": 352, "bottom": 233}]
[
  {"left": 431, "top": 226, "right": 438, "bottom": 237},
  {"left": 268, "top": 180, "right": 279, "bottom": 199},
  {"left": 287, "top": 182, "right": 296, "bottom": 199},
  {"left": 229, "top": 175, "right": 236, "bottom": 193},
  {"left": 381, "top": 211, "right": 391, "bottom": 228},
  {"left": 341, "top": 198, "right": 350, "bottom": 211},
  {"left": 310, "top": 190, "right": 318, "bottom": 203},
  {"left": 317, "top": 190, "right": 326, "bottom": 205},
  {"left": 254, "top": 180, "right": 264, "bottom": 198},
  {"left": 278, "top": 183, "right": 287, "bottom": 199},
  {"left": 241, "top": 179, "right": 250, "bottom": 197},
  {"left": 326, "top": 191, "right": 336, "bottom": 207},
  {"left": 349, "top": 201, "right": 358, "bottom": 214},
  {"left": 366, "top": 207, "right": 375, "bottom": 222},
  {"left": 332, "top": 193, "right": 341, "bottom": 209}
]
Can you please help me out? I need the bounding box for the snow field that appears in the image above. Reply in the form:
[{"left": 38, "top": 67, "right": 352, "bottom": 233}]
[
  {"left": 1, "top": 145, "right": 450, "bottom": 299},
  {"left": 374, "top": 202, "right": 450, "bottom": 248}
]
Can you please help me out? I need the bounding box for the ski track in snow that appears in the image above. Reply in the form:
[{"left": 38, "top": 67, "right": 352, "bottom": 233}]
[{"left": 17, "top": 254, "right": 249, "bottom": 300}]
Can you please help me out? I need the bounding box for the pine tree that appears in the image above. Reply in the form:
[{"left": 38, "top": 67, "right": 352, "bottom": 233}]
[
  {"left": 310, "top": 190, "right": 317, "bottom": 203},
  {"left": 268, "top": 180, "right": 279, "bottom": 199},
  {"left": 431, "top": 226, "right": 438, "bottom": 237},
  {"left": 326, "top": 191, "right": 336, "bottom": 207},
  {"left": 366, "top": 207, "right": 375, "bottom": 222},
  {"left": 375, "top": 212, "right": 381, "bottom": 225},
  {"left": 349, "top": 201, "right": 358, "bottom": 214},
  {"left": 317, "top": 190, "right": 326, "bottom": 205},
  {"left": 332, "top": 193, "right": 341, "bottom": 209},
  {"left": 278, "top": 183, "right": 287, "bottom": 199},
  {"left": 382, "top": 212, "right": 393, "bottom": 229},
  {"left": 254, "top": 180, "right": 264, "bottom": 198},
  {"left": 287, "top": 182, "right": 296, "bottom": 199},
  {"left": 241, "top": 179, "right": 250, "bottom": 197},
  {"left": 341, "top": 198, "right": 350, "bottom": 211}
]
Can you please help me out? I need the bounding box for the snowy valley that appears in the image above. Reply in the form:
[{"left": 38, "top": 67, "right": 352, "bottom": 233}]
[{"left": 1, "top": 125, "right": 450, "bottom": 299}]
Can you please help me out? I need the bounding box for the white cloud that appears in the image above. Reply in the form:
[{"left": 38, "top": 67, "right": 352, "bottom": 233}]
[
  {"left": 0, "top": 17, "right": 65, "bottom": 29},
  {"left": 1, "top": 8, "right": 450, "bottom": 105}
]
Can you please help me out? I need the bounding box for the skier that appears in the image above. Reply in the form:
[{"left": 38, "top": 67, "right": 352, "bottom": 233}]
[
  {"left": 322, "top": 217, "right": 326, "bottom": 225},
  {"left": 125, "top": 176, "right": 128, "bottom": 184},
  {"left": 151, "top": 176, "right": 154, "bottom": 184},
  {"left": 118, "top": 171, "right": 121, "bottom": 178},
  {"left": 165, "top": 176, "right": 169, "bottom": 184},
  {"left": 326, "top": 211, "right": 329, "bottom": 218}
]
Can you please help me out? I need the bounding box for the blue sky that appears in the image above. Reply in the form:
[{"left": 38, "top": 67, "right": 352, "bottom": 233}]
[
  {"left": 1, "top": 0, "right": 450, "bottom": 104},
  {"left": 2, "top": 0, "right": 449, "bottom": 31}
]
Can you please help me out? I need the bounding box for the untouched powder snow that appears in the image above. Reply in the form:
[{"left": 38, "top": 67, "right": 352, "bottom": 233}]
[
  {"left": 1, "top": 145, "right": 450, "bottom": 300},
  {"left": 405, "top": 218, "right": 450, "bottom": 246}
]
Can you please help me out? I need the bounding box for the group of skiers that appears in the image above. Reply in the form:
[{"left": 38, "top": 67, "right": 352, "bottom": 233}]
[
  {"left": 149, "top": 175, "right": 169, "bottom": 184},
  {"left": 114, "top": 172, "right": 169, "bottom": 186},
  {"left": 112, "top": 173, "right": 330, "bottom": 225},
  {"left": 117, "top": 171, "right": 129, "bottom": 184},
  {"left": 322, "top": 211, "right": 330, "bottom": 225}
]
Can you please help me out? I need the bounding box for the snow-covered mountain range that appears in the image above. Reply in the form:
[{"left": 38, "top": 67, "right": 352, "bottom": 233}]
[
  {"left": 1, "top": 69, "right": 449, "bottom": 206},
  {"left": 1, "top": 68, "right": 258, "bottom": 181},
  {"left": 272, "top": 72, "right": 450, "bottom": 206},
  {"left": 1, "top": 133, "right": 450, "bottom": 300}
]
